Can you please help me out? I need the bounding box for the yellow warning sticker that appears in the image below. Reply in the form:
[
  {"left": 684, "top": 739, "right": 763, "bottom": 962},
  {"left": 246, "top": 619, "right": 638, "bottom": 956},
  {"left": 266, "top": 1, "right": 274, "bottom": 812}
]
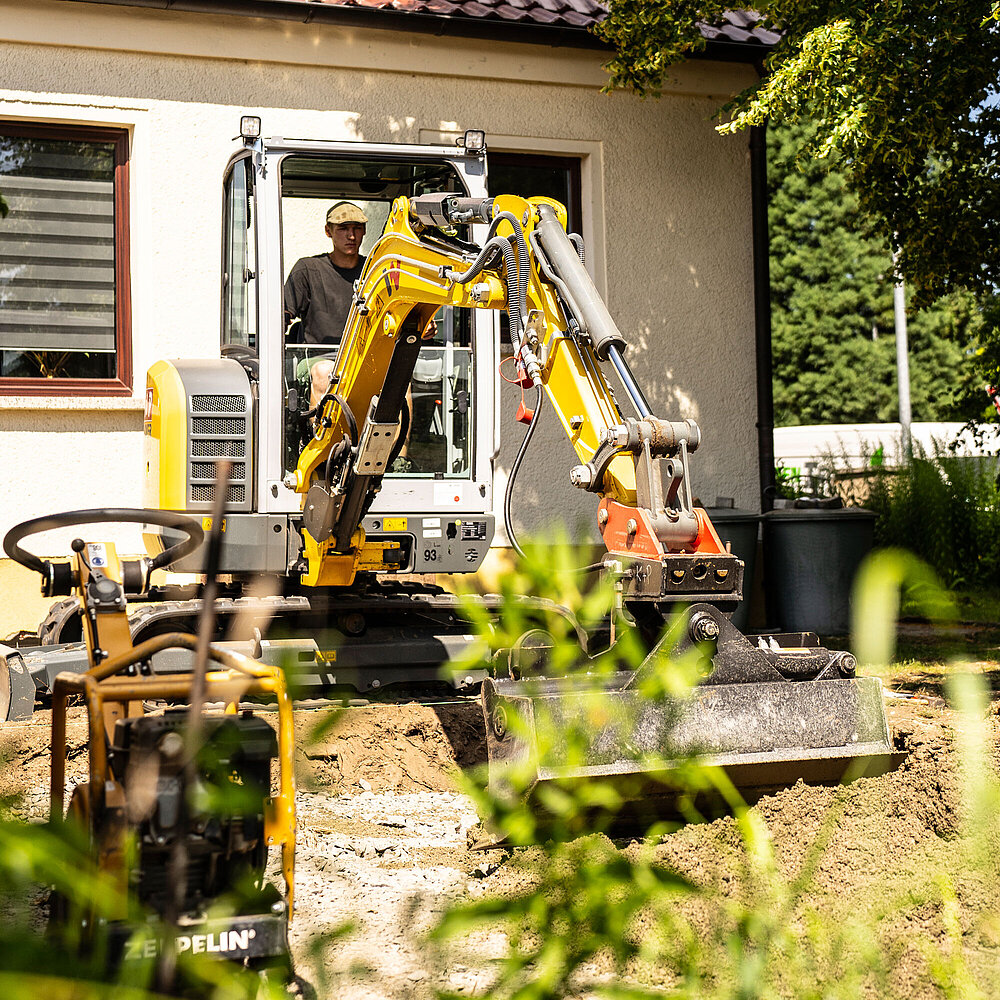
[
  {"left": 382, "top": 517, "right": 407, "bottom": 532},
  {"left": 202, "top": 517, "right": 226, "bottom": 532}
]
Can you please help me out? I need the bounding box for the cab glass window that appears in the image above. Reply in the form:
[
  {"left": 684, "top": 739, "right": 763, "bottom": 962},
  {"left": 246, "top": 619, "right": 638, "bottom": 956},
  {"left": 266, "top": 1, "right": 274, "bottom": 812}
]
[
  {"left": 221, "top": 157, "right": 257, "bottom": 352},
  {"left": 279, "top": 154, "right": 475, "bottom": 481}
]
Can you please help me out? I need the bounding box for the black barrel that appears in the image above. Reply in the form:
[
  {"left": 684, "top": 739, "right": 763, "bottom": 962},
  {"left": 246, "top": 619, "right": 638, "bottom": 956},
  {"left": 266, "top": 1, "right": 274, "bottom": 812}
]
[
  {"left": 762, "top": 506, "right": 876, "bottom": 634},
  {"left": 704, "top": 503, "right": 760, "bottom": 631}
]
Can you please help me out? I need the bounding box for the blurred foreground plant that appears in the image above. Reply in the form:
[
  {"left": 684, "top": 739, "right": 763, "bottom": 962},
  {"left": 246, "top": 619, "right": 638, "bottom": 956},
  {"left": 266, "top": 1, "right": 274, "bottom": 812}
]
[{"left": 434, "top": 544, "right": 1000, "bottom": 999}]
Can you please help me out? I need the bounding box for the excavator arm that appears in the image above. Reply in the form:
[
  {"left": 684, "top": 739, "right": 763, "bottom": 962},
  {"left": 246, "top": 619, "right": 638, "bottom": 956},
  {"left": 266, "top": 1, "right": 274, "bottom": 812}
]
[{"left": 290, "top": 192, "right": 741, "bottom": 605}]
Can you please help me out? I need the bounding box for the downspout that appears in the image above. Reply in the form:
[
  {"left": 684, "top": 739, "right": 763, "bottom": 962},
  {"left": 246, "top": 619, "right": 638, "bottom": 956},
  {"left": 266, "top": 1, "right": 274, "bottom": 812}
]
[{"left": 750, "top": 120, "right": 775, "bottom": 513}]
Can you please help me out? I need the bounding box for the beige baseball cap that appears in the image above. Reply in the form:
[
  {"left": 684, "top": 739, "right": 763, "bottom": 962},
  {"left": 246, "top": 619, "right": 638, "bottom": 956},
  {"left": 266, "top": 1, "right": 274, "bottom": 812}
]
[{"left": 326, "top": 202, "right": 368, "bottom": 226}]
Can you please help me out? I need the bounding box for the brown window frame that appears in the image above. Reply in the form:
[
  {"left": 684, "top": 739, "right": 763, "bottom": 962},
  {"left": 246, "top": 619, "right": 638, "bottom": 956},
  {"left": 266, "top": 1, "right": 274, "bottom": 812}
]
[{"left": 0, "top": 121, "right": 132, "bottom": 397}]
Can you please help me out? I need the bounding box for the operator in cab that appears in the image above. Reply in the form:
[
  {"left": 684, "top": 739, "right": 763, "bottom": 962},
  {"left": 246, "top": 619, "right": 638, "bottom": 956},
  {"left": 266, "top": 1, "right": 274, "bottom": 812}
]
[{"left": 284, "top": 201, "right": 367, "bottom": 410}]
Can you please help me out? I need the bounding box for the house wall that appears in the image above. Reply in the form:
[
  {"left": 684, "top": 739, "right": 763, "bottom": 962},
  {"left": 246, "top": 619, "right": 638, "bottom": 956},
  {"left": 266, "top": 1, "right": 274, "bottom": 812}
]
[{"left": 0, "top": 0, "right": 760, "bottom": 571}]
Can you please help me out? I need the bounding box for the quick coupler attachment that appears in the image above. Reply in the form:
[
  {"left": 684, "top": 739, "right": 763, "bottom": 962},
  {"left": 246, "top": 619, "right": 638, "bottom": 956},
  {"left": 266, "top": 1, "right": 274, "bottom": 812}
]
[{"left": 621, "top": 551, "right": 745, "bottom": 606}]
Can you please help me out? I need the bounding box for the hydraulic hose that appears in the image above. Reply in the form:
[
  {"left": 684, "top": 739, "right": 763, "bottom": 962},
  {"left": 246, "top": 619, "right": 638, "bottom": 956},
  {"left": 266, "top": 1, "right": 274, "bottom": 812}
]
[
  {"left": 488, "top": 211, "right": 530, "bottom": 336},
  {"left": 449, "top": 236, "right": 525, "bottom": 346},
  {"left": 305, "top": 391, "right": 359, "bottom": 445},
  {"left": 503, "top": 386, "right": 543, "bottom": 560},
  {"left": 499, "top": 241, "right": 523, "bottom": 343},
  {"left": 447, "top": 234, "right": 509, "bottom": 286}
]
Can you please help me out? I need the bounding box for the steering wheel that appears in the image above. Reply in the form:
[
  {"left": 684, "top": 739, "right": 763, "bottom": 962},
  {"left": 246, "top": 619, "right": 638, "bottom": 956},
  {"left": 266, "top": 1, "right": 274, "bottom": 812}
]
[{"left": 3, "top": 508, "right": 204, "bottom": 595}]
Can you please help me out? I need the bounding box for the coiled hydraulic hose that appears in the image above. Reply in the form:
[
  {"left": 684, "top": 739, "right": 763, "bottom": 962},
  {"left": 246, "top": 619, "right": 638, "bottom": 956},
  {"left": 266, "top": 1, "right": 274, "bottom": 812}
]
[
  {"left": 448, "top": 236, "right": 524, "bottom": 340},
  {"left": 449, "top": 210, "right": 531, "bottom": 345},
  {"left": 488, "top": 211, "right": 530, "bottom": 341}
]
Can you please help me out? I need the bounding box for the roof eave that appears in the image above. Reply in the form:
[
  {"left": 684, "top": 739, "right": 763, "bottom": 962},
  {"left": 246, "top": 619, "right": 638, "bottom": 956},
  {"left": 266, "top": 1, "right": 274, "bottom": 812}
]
[
  {"left": 66, "top": 0, "right": 608, "bottom": 48},
  {"left": 65, "top": 0, "right": 773, "bottom": 59}
]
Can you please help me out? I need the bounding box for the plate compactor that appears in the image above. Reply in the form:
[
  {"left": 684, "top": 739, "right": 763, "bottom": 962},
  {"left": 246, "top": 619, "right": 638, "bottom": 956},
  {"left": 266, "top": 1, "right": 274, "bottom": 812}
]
[{"left": 4, "top": 509, "right": 295, "bottom": 980}]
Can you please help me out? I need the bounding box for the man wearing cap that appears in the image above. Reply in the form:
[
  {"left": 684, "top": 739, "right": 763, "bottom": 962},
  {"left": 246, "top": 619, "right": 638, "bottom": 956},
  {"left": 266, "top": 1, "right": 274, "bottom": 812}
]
[
  {"left": 284, "top": 200, "right": 368, "bottom": 346},
  {"left": 284, "top": 200, "right": 422, "bottom": 469}
]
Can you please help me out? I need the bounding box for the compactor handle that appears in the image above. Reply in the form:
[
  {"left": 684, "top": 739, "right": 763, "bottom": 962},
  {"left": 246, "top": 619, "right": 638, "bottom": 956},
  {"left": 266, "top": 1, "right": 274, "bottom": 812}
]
[{"left": 3, "top": 508, "right": 205, "bottom": 594}]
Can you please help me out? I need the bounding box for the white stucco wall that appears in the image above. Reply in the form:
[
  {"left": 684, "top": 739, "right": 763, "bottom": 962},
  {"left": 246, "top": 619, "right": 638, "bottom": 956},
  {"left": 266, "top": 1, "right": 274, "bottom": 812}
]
[{"left": 0, "top": 0, "right": 760, "bottom": 560}]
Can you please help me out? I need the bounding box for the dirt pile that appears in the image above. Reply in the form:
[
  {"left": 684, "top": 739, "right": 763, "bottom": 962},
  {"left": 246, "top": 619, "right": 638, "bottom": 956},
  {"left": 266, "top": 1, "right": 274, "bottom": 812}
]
[
  {"left": 295, "top": 701, "right": 486, "bottom": 795},
  {"left": 2, "top": 685, "right": 998, "bottom": 996}
]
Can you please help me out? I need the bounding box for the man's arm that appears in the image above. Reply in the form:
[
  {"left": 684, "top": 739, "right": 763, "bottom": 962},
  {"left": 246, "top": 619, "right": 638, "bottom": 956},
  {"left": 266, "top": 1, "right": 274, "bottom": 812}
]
[{"left": 283, "top": 260, "right": 310, "bottom": 340}]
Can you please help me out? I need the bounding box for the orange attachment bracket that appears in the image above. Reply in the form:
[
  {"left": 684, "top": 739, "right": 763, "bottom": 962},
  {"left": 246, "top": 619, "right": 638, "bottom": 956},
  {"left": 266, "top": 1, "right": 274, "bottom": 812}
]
[
  {"left": 598, "top": 499, "right": 663, "bottom": 560},
  {"left": 599, "top": 501, "right": 731, "bottom": 559}
]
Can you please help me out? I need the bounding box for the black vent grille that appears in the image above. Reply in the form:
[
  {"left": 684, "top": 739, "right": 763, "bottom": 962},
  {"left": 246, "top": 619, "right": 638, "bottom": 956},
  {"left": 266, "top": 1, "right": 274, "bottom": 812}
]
[
  {"left": 191, "top": 461, "right": 247, "bottom": 480},
  {"left": 191, "top": 394, "right": 245, "bottom": 413},
  {"left": 192, "top": 439, "right": 244, "bottom": 458},
  {"left": 192, "top": 417, "right": 245, "bottom": 436},
  {"left": 187, "top": 390, "right": 251, "bottom": 510},
  {"left": 191, "top": 484, "right": 246, "bottom": 504}
]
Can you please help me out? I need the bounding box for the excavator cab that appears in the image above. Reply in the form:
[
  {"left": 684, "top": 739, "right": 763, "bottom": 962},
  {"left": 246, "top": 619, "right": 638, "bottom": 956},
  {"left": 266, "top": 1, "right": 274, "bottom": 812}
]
[
  {"left": 276, "top": 154, "right": 476, "bottom": 481},
  {"left": 169, "top": 133, "right": 499, "bottom": 579}
]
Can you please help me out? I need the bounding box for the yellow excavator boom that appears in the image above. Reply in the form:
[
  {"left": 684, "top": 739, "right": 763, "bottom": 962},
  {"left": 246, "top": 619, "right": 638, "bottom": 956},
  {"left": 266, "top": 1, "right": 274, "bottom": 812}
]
[{"left": 292, "top": 192, "right": 733, "bottom": 601}]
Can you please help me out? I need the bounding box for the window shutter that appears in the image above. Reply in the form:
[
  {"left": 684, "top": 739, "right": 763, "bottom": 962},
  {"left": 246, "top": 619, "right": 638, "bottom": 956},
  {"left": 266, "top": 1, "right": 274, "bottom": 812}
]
[{"left": 0, "top": 147, "right": 116, "bottom": 354}]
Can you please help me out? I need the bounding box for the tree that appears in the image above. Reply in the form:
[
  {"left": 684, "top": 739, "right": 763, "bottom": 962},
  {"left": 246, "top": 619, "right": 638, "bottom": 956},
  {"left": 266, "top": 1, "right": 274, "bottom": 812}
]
[
  {"left": 594, "top": 2, "right": 1000, "bottom": 303},
  {"left": 769, "top": 119, "right": 984, "bottom": 426}
]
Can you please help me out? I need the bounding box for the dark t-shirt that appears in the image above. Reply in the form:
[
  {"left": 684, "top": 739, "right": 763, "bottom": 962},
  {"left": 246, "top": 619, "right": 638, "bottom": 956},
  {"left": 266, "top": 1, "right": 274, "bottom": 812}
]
[{"left": 283, "top": 254, "right": 366, "bottom": 345}]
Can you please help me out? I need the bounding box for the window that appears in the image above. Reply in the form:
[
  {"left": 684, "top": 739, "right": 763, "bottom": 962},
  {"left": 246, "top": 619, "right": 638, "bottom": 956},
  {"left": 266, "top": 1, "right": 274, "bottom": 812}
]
[
  {"left": 222, "top": 157, "right": 257, "bottom": 353},
  {"left": 488, "top": 152, "right": 583, "bottom": 236},
  {"left": 488, "top": 151, "right": 583, "bottom": 349},
  {"left": 0, "top": 122, "right": 131, "bottom": 394}
]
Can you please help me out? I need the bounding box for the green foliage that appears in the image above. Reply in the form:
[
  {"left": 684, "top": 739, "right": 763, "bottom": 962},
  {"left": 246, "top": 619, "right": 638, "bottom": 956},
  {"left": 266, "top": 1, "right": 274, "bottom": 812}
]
[
  {"left": 768, "top": 117, "right": 986, "bottom": 425},
  {"left": 594, "top": 2, "right": 1000, "bottom": 301},
  {"left": 436, "top": 546, "right": 1000, "bottom": 998},
  {"left": 972, "top": 292, "right": 1000, "bottom": 392},
  {"left": 845, "top": 443, "right": 1000, "bottom": 588}
]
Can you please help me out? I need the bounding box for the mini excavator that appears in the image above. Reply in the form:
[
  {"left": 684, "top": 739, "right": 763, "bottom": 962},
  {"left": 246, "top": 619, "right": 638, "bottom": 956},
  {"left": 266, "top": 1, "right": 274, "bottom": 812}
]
[{"left": 0, "top": 126, "right": 892, "bottom": 802}]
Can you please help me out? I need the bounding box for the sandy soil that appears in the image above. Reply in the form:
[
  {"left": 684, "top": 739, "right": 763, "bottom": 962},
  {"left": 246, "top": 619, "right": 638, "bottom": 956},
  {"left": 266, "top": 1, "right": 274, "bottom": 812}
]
[{"left": 2, "top": 667, "right": 999, "bottom": 997}]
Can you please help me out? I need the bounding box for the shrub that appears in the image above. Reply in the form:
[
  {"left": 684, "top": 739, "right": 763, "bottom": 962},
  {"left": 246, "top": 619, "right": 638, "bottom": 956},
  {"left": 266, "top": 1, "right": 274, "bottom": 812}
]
[{"left": 846, "top": 442, "right": 1000, "bottom": 589}]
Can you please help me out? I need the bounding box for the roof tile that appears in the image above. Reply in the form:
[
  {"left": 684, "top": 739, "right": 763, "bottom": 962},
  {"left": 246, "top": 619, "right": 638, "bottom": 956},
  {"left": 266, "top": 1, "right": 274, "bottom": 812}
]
[
  {"left": 302, "top": 0, "right": 777, "bottom": 43},
  {"left": 493, "top": 4, "right": 531, "bottom": 18}
]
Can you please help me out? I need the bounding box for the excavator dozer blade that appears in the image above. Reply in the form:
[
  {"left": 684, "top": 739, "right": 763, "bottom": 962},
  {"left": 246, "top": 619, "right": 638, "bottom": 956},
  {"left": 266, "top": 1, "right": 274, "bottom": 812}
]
[{"left": 483, "top": 672, "right": 893, "bottom": 803}]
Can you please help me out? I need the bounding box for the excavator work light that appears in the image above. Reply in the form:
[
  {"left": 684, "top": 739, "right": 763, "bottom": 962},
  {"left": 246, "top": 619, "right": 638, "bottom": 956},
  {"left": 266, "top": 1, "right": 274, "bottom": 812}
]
[
  {"left": 459, "top": 129, "right": 486, "bottom": 153},
  {"left": 240, "top": 115, "right": 262, "bottom": 140}
]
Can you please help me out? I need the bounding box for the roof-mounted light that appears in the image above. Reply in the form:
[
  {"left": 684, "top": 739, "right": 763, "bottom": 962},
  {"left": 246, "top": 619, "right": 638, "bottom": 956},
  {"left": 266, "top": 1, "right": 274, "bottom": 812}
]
[
  {"left": 240, "top": 115, "right": 262, "bottom": 143},
  {"left": 457, "top": 129, "right": 487, "bottom": 154}
]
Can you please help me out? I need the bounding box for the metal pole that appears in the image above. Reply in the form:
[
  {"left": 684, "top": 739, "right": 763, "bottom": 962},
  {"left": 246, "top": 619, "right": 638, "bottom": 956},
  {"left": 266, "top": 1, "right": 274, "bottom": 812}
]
[{"left": 892, "top": 247, "right": 912, "bottom": 455}]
